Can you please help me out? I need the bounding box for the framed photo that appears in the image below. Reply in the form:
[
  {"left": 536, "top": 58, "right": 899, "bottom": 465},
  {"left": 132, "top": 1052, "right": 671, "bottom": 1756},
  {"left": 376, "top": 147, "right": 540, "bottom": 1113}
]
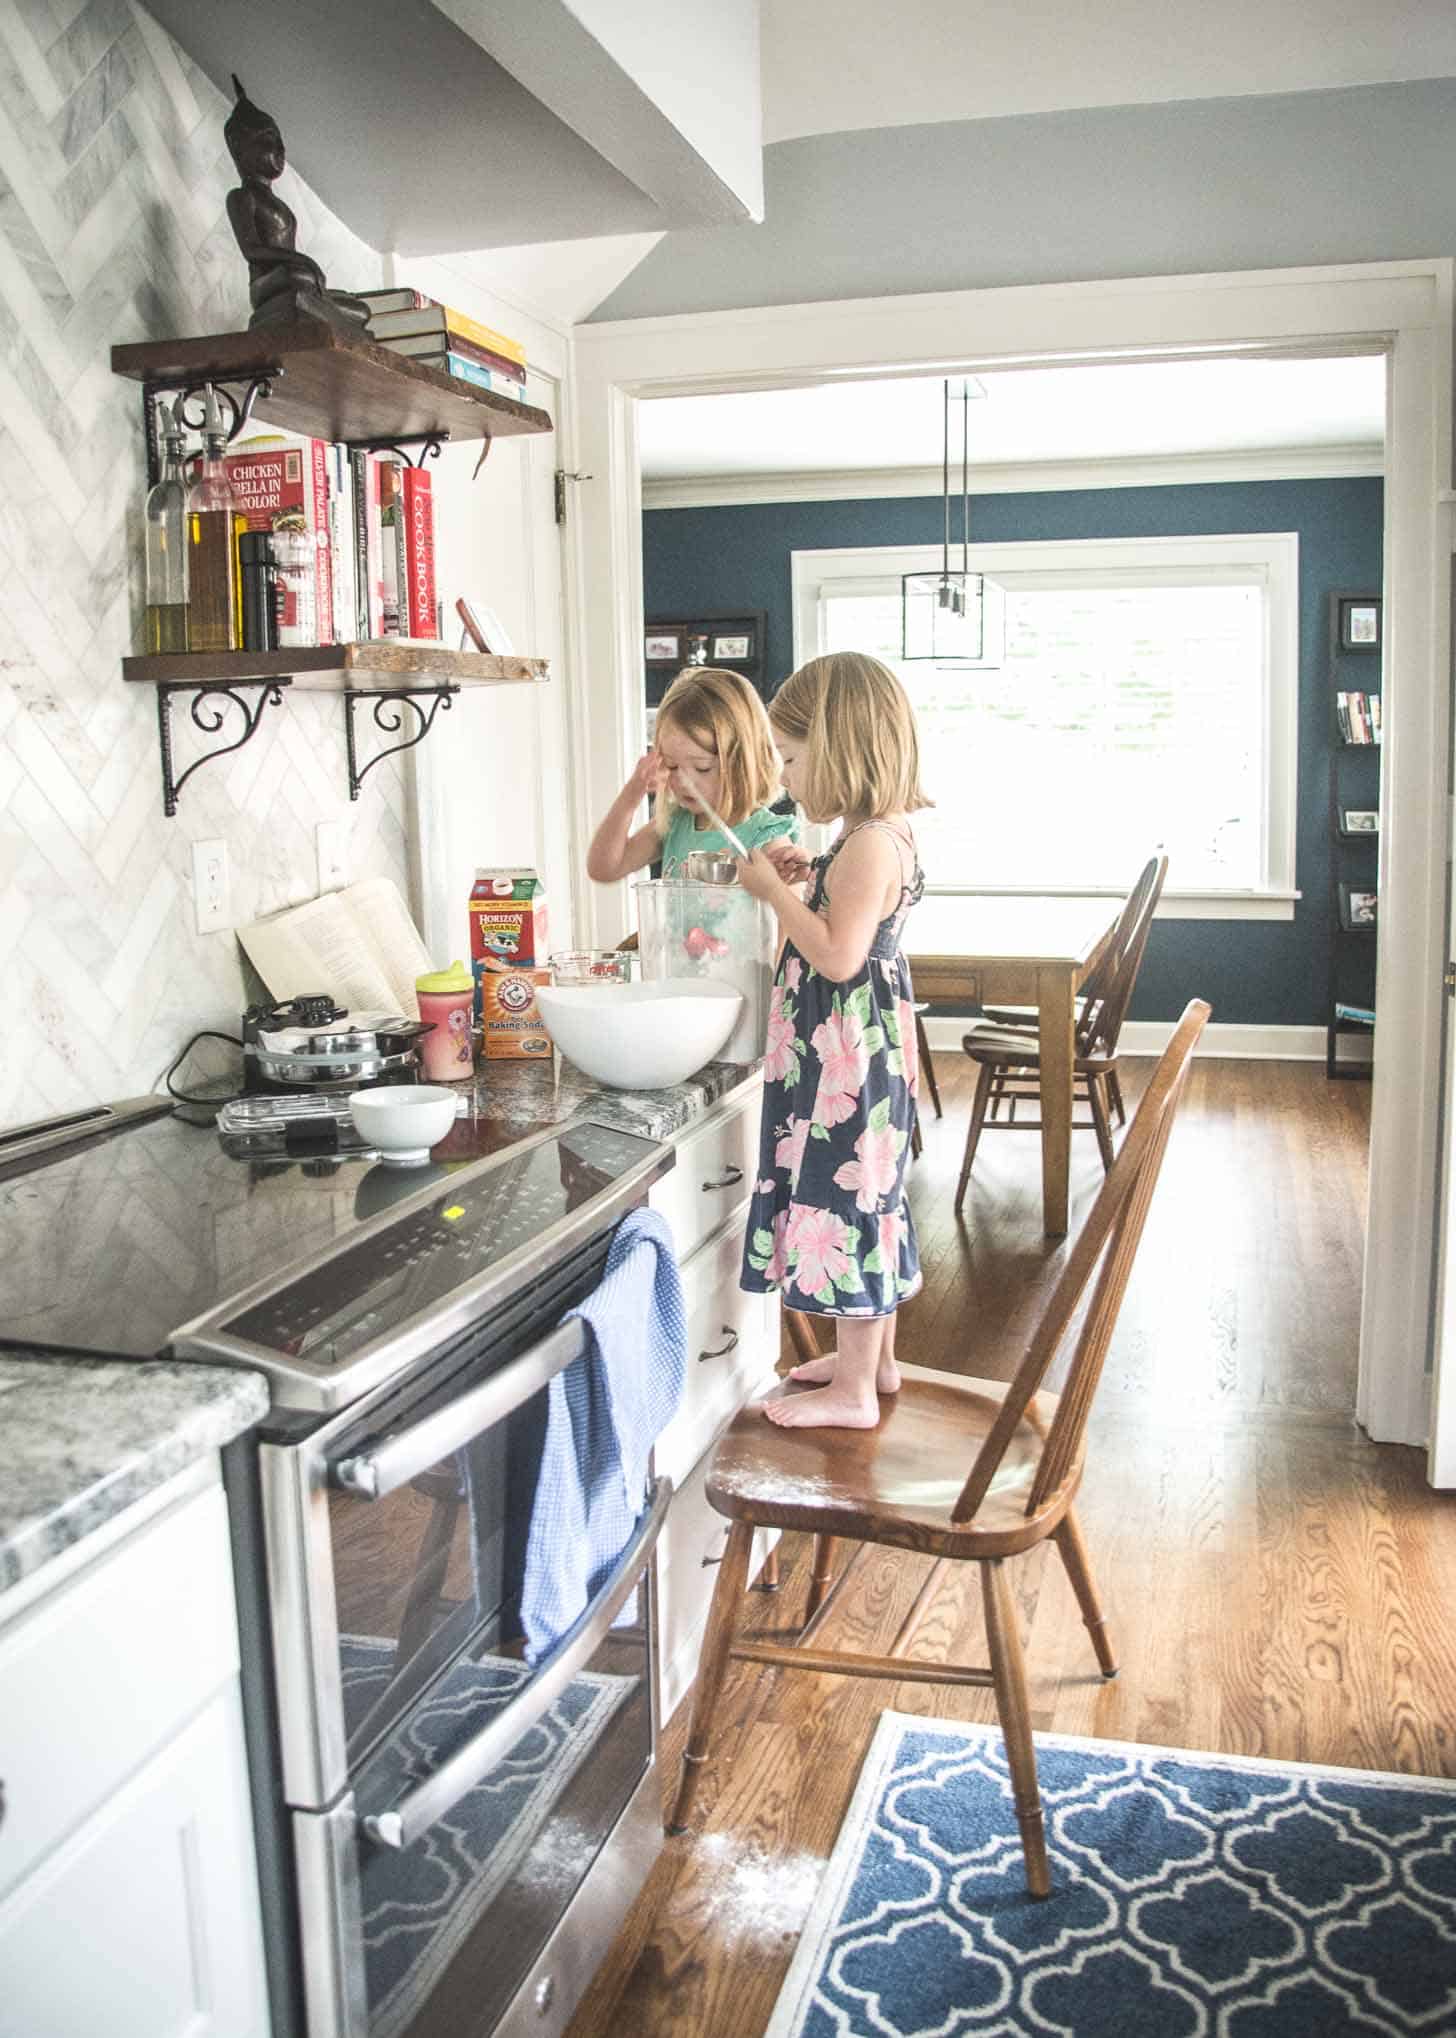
[
  {"left": 1339, "top": 809, "right": 1379, "bottom": 836},
  {"left": 1339, "top": 883, "right": 1378, "bottom": 931},
  {"left": 711, "top": 632, "right": 754, "bottom": 662},
  {"left": 1337, "top": 596, "right": 1381, "bottom": 652},
  {"left": 455, "top": 597, "right": 514, "bottom": 656},
  {"left": 645, "top": 631, "right": 680, "bottom": 663}
]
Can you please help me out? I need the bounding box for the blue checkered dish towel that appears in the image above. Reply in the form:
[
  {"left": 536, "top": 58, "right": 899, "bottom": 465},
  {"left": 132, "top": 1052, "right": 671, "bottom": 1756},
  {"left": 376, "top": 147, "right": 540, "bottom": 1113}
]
[{"left": 520, "top": 1208, "right": 686, "bottom": 1663}]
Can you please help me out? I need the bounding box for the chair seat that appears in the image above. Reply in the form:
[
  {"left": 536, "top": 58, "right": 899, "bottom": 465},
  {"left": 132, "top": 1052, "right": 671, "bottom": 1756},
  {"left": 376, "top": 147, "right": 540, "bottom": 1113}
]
[
  {"left": 962, "top": 1024, "right": 1116, "bottom": 1070},
  {"left": 705, "top": 1362, "right": 1076, "bottom": 1558}
]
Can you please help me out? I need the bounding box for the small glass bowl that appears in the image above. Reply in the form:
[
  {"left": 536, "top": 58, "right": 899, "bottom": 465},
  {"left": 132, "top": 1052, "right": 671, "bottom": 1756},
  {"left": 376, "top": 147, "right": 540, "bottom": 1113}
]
[{"left": 549, "top": 948, "right": 634, "bottom": 987}]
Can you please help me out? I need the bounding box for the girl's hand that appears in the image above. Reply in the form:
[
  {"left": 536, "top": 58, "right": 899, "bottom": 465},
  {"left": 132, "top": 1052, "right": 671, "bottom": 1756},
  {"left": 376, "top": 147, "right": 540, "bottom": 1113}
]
[
  {"left": 762, "top": 838, "right": 813, "bottom": 886},
  {"left": 735, "top": 847, "right": 782, "bottom": 901},
  {"left": 626, "top": 749, "right": 666, "bottom": 802}
]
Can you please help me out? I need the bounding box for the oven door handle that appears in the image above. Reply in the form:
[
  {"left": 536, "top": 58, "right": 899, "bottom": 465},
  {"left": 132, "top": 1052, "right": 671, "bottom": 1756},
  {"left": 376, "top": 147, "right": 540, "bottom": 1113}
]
[
  {"left": 362, "top": 1474, "right": 672, "bottom": 1853},
  {"left": 333, "top": 1318, "right": 589, "bottom": 1500}
]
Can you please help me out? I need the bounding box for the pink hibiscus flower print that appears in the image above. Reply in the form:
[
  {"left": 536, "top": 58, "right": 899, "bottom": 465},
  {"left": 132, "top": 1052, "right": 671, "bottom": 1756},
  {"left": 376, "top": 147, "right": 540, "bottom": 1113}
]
[
  {"left": 877, "top": 1207, "right": 906, "bottom": 1266},
  {"left": 763, "top": 989, "right": 800, "bottom": 1084},
  {"left": 785, "top": 1204, "right": 855, "bottom": 1298},
  {"left": 833, "top": 1122, "right": 902, "bottom": 1214},
  {"left": 764, "top": 1207, "right": 791, "bottom": 1284},
  {"left": 783, "top": 956, "right": 803, "bottom": 993},
  {"left": 775, "top": 1115, "right": 810, "bottom": 1183},
  {"left": 811, "top": 1006, "right": 868, "bottom": 1126}
]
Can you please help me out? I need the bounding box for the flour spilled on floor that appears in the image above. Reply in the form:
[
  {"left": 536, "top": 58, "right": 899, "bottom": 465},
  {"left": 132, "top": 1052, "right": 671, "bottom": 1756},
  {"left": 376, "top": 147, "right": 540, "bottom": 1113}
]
[{"left": 691, "top": 1832, "right": 822, "bottom": 1945}]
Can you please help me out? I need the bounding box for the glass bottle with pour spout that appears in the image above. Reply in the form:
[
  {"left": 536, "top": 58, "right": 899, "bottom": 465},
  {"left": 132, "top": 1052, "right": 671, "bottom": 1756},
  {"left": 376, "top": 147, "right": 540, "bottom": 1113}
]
[
  {"left": 143, "top": 399, "right": 189, "bottom": 652},
  {"left": 185, "top": 383, "right": 243, "bottom": 652}
]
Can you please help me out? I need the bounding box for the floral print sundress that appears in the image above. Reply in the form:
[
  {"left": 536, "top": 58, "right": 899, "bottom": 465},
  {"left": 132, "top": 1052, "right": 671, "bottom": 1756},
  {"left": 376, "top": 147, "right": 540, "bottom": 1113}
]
[{"left": 741, "top": 821, "right": 924, "bottom": 1318}]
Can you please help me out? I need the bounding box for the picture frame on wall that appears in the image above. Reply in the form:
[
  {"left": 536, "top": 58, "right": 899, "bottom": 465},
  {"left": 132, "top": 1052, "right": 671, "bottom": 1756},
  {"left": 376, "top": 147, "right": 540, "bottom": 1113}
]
[
  {"left": 645, "top": 632, "right": 681, "bottom": 664},
  {"left": 1337, "top": 595, "right": 1381, "bottom": 652},
  {"left": 1339, "top": 809, "right": 1379, "bottom": 836},
  {"left": 711, "top": 632, "right": 754, "bottom": 662},
  {"left": 1338, "top": 882, "right": 1378, "bottom": 930}
]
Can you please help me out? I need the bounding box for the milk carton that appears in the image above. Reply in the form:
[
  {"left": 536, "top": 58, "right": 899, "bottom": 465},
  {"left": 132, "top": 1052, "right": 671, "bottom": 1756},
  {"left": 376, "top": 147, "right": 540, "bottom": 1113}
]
[{"left": 469, "top": 870, "right": 551, "bottom": 1058}]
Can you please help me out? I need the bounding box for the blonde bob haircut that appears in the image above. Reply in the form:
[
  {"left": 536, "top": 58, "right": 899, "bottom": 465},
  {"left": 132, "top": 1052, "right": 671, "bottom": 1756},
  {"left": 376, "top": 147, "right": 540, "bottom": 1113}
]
[
  {"left": 769, "top": 652, "right": 931, "bottom": 824},
  {"left": 654, "top": 667, "right": 782, "bottom": 828}
]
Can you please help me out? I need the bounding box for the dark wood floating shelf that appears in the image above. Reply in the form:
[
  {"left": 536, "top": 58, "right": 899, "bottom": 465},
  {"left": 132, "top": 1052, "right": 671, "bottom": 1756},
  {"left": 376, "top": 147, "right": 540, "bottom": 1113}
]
[
  {"left": 110, "top": 322, "right": 552, "bottom": 445},
  {"left": 123, "top": 645, "right": 549, "bottom": 691}
]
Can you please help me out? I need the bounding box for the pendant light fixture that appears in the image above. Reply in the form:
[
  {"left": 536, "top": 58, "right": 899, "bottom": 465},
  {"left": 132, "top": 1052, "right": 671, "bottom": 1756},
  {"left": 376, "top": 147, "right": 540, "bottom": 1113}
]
[{"left": 901, "top": 377, "right": 1003, "bottom": 665}]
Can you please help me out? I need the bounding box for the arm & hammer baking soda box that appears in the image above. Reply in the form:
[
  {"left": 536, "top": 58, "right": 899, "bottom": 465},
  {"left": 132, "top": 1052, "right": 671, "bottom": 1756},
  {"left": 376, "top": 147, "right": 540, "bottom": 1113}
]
[{"left": 469, "top": 869, "right": 551, "bottom": 1058}]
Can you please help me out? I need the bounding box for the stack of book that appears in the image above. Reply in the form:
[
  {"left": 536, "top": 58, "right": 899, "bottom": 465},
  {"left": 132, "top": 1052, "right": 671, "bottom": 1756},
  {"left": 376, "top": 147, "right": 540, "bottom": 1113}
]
[
  {"left": 1336, "top": 691, "right": 1381, "bottom": 743},
  {"left": 356, "top": 288, "right": 528, "bottom": 401},
  {"left": 226, "top": 432, "right": 438, "bottom": 644}
]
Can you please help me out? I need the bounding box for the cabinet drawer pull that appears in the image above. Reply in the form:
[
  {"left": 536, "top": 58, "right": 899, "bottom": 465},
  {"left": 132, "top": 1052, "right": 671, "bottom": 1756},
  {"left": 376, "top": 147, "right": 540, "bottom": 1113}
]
[
  {"left": 702, "top": 1163, "right": 744, "bottom": 1191},
  {"left": 697, "top": 1326, "right": 739, "bottom": 1363}
]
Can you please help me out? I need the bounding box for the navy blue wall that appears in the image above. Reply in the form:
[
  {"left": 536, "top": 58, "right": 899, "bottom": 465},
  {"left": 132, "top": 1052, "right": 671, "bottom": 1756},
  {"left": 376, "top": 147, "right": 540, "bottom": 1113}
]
[{"left": 643, "top": 479, "right": 1383, "bottom": 1028}]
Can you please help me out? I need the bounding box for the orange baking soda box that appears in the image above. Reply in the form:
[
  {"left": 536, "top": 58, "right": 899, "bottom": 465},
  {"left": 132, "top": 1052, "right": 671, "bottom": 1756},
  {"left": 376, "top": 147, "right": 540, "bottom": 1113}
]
[{"left": 469, "top": 870, "right": 551, "bottom": 1057}]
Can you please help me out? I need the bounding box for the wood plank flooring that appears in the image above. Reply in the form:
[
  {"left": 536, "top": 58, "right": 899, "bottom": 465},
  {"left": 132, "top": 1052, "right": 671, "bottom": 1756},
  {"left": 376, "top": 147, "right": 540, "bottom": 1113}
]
[{"left": 566, "top": 1052, "right": 1456, "bottom": 2038}]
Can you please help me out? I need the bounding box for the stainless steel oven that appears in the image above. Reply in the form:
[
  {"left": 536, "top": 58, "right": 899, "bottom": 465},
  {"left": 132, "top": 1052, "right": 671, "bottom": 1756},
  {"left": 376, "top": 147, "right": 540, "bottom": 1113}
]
[{"left": 174, "top": 1119, "right": 675, "bottom": 2038}]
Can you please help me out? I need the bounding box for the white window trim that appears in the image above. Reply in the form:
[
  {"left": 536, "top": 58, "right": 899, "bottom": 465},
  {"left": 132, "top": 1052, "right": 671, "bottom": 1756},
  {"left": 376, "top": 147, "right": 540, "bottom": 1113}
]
[{"left": 790, "top": 532, "right": 1301, "bottom": 921}]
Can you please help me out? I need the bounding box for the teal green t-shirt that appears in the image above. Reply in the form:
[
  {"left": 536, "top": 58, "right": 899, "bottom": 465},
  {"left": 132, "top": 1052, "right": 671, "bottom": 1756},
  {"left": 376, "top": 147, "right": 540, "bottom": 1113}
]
[{"left": 658, "top": 801, "right": 799, "bottom": 876}]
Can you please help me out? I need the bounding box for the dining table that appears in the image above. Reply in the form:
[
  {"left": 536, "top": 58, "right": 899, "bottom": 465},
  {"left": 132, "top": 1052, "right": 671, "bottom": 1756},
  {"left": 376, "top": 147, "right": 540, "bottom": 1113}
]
[{"left": 905, "top": 893, "right": 1121, "bottom": 1236}]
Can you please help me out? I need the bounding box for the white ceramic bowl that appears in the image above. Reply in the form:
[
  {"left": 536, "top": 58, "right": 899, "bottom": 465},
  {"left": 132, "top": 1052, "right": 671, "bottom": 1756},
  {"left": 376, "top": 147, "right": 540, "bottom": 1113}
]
[
  {"left": 534, "top": 980, "right": 745, "bottom": 1091},
  {"left": 348, "top": 1084, "right": 458, "bottom": 1162}
]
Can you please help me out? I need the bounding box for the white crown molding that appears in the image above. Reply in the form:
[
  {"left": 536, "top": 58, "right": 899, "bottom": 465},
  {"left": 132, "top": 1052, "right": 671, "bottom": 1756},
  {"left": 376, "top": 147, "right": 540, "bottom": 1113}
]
[
  {"left": 641, "top": 441, "right": 1383, "bottom": 509},
  {"left": 919, "top": 1015, "right": 1372, "bottom": 1063}
]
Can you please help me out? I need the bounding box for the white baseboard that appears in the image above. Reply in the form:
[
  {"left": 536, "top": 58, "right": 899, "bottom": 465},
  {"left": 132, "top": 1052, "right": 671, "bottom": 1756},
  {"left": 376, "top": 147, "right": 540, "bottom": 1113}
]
[{"left": 919, "top": 1015, "right": 1374, "bottom": 1065}]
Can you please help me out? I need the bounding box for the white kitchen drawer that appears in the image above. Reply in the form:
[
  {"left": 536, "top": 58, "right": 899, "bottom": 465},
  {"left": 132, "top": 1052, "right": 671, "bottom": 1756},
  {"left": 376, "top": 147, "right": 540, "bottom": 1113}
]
[
  {"left": 0, "top": 1687, "right": 268, "bottom": 2038},
  {"left": 657, "top": 1448, "right": 778, "bottom": 1722},
  {"left": 656, "top": 1216, "right": 779, "bottom": 1484},
  {"left": 0, "top": 1480, "right": 241, "bottom": 1902},
  {"left": 650, "top": 1083, "right": 761, "bottom": 1267}
]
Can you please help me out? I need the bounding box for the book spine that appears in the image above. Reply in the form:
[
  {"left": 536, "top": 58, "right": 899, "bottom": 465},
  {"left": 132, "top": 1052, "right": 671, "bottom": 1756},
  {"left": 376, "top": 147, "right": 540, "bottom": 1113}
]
[
  {"left": 442, "top": 305, "right": 526, "bottom": 367},
  {"left": 365, "top": 454, "right": 386, "bottom": 638},
  {"left": 1371, "top": 694, "right": 1382, "bottom": 743},
  {"left": 327, "top": 445, "right": 350, "bottom": 645},
  {"left": 436, "top": 332, "right": 526, "bottom": 383},
  {"left": 348, "top": 448, "right": 369, "bottom": 641},
  {"left": 402, "top": 467, "right": 437, "bottom": 639},
  {"left": 308, "top": 437, "right": 335, "bottom": 644},
  {"left": 442, "top": 352, "right": 521, "bottom": 396},
  {"left": 379, "top": 455, "right": 403, "bottom": 637},
  {"left": 1335, "top": 694, "right": 1350, "bottom": 743}
]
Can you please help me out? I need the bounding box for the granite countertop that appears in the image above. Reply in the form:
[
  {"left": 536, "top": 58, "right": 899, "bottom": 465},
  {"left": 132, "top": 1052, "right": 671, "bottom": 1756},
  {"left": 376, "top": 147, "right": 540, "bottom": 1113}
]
[
  {"left": 451, "top": 1054, "right": 761, "bottom": 1145},
  {"left": 0, "top": 1358, "right": 268, "bottom": 1603}
]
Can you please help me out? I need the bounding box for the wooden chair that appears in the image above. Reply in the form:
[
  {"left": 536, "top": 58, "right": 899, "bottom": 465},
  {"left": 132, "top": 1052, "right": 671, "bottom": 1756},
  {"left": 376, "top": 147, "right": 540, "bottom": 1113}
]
[
  {"left": 954, "top": 853, "right": 1168, "bottom": 1208},
  {"left": 668, "top": 999, "right": 1209, "bottom": 1897}
]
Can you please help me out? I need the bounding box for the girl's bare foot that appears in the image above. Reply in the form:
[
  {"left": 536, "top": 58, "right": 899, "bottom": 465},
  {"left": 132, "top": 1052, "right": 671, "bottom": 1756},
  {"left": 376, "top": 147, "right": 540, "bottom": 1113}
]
[
  {"left": 788, "top": 1352, "right": 902, "bottom": 1393},
  {"left": 762, "top": 1385, "right": 880, "bottom": 1429}
]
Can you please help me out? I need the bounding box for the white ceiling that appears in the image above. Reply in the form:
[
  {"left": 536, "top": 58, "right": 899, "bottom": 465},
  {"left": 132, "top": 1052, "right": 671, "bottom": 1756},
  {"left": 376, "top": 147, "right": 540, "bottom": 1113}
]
[
  {"left": 761, "top": 0, "right": 1456, "bottom": 142},
  {"left": 637, "top": 354, "right": 1386, "bottom": 483}
]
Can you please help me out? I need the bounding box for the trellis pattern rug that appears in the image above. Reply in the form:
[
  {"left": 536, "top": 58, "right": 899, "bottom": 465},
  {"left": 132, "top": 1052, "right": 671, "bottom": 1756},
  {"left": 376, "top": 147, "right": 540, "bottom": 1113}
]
[
  {"left": 341, "top": 1636, "right": 637, "bottom": 2038},
  {"left": 766, "top": 1713, "right": 1456, "bottom": 2037}
]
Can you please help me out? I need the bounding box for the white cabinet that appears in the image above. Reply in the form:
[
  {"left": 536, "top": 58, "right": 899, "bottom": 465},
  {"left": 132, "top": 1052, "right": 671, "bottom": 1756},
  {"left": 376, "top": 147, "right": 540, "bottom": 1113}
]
[
  {"left": 0, "top": 1474, "right": 269, "bottom": 2038},
  {"left": 652, "top": 1078, "right": 782, "bottom": 1719}
]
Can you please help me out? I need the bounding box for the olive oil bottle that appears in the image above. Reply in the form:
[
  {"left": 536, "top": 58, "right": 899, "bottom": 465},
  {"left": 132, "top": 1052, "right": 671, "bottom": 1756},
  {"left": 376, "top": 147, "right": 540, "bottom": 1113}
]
[
  {"left": 143, "top": 400, "right": 188, "bottom": 653},
  {"left": 185, "top": 384, "right": 243, "bottom": 653}
]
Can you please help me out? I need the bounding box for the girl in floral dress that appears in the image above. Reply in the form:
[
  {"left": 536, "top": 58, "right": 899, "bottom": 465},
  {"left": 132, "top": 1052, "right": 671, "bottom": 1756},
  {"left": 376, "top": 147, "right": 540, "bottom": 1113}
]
[{"left": 736, "top": 653, "right": 929, "bottom": 1430}]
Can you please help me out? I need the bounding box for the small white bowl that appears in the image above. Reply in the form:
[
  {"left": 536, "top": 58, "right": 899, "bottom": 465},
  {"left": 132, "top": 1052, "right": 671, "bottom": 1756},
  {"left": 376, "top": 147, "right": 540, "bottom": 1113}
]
[{"left": 348, "top": 1085, "right": 458, "bottom": 1163}]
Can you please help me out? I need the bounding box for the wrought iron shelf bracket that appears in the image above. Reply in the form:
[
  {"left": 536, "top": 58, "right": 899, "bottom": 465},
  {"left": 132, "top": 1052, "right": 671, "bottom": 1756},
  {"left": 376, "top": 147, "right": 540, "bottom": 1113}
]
[
  {"left": 156, "top": 679, "right": 291, "bottom": 818},
  {"left": 344, "top": 685, "right": 459, "bottom": 801},
  {"left": 140, "top": 368, "right": 283, "bottom": 485},
  {"left": 344, "top": 432, "right": 450, "bottom": 468}
]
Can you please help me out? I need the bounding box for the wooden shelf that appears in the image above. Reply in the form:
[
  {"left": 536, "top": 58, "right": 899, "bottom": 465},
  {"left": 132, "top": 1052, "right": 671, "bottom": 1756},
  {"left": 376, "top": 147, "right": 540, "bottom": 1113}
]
[
  {"left": 123, "top": 644, "right": 548, "bottom": 690},
  {"left": 110, "top": 322, "right": 552, "bottom": 445}
]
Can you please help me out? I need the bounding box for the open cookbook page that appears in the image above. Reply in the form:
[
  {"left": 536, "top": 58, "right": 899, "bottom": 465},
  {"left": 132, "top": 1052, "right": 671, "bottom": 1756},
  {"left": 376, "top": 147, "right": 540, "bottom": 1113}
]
[{"left": 237, "top": 878, "right": 433, "bottom": 1017}]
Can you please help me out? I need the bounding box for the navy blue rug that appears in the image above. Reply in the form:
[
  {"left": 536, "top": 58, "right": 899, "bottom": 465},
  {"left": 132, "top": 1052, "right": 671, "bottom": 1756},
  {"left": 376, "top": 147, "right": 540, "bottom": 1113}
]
[
  {"left": 341, "top": 1636, "right": 635, "bottom": 2038},
  {"left": 766, "top": 1713, "right": 1456, "bottom": 2037}
]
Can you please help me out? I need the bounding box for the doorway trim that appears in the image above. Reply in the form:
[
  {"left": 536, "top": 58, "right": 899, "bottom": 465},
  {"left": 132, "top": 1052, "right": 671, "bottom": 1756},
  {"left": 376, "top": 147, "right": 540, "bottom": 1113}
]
[{"left": 570, "top": 256, "right": 1454, "bottom": 1454}]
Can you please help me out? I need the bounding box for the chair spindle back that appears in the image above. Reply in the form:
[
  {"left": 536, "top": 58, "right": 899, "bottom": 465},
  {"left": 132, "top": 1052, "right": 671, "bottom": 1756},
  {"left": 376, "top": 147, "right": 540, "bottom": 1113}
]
[{"left": 1075, "top": 852, "right": 1169, "bottom": 1059}]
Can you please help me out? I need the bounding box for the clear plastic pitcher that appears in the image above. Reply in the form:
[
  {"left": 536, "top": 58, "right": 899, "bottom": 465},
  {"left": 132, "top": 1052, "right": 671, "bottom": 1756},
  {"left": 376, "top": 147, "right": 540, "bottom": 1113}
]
[{"left": 633, "top": 879, "right": 775, "bottom": 1063}]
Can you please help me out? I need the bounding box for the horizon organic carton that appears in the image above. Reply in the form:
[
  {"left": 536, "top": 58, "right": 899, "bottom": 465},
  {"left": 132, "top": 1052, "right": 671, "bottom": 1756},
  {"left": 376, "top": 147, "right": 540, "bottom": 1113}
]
[{"left": 469, "top": 869, "right": 551, "bottom": 1058}]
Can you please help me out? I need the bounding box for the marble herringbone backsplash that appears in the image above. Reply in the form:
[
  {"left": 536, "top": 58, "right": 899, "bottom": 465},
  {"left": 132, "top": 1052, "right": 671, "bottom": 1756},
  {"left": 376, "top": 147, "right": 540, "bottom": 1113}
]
[{"left": 0, "top": 0, "right": 412, "bottom": 1130}]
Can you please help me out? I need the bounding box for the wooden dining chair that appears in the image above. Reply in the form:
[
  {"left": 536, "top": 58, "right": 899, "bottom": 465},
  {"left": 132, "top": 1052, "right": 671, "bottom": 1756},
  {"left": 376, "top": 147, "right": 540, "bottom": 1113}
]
[
  {"left": 668, "top": 1000, "right": 1208, "bottom": 1896},
  {"left": 953, "top": 853, "right": 1168, "bottom": 1208}
]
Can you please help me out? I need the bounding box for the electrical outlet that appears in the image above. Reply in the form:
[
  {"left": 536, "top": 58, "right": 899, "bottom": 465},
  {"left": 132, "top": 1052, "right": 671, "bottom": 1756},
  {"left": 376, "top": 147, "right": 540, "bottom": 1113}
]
[
  {"left": 191, "top": 838, "right": 230, "bottom": 934},
  {"left": 316, "top": 819, "right": 349, "bottom": 893}
]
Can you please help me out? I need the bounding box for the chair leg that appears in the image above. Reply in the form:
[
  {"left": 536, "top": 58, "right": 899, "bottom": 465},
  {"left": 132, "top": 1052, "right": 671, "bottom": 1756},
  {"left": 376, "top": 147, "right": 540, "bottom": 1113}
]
[
  {"left": 669, "top": 1519, "right": 755, "bottom": 1835},
  {"left": 1087, "top": 1072, "right": 1116, "bottom": 1173},
  {"left": 915, "top": 1012, "right": 943, "bottom": 1119},
  {"left": 1108, "top": 1067, "right": 1126, "bottom": 1126},
  {"left": 910, "top": 1106, "right": 923, "bottom": 1160},
  {"left": 1052, "top": 1508, "right": 1118, "bottom": 1678},
  {"left": 784, "top": 1307, "right": 821, "bottom": 1366},
  {"left": 954, "top": 1063, "right": 996, "bottom": 1211},
  {"left": 981, "top": 1558, "right": 1051, "bottom": 1898},
  {"left": 805, "top": 1534, "right": 840, "bottom": 1621},
  {"left": 756, "top": 1542, "right": 782, "bottom": 1594}
]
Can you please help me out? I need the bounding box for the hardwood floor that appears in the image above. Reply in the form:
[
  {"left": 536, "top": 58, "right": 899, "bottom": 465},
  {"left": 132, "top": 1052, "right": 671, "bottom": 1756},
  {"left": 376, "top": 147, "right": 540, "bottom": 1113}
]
[{"left": 566, "top": 1052, "right": 1456, "bottom": 2038}]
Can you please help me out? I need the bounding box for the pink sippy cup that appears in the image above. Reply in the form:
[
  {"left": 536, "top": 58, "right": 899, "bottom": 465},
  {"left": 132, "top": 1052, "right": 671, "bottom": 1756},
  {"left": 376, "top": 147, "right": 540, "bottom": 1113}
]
[{"left": 415, "top": 961, "right": 476, "bottom": 1082}]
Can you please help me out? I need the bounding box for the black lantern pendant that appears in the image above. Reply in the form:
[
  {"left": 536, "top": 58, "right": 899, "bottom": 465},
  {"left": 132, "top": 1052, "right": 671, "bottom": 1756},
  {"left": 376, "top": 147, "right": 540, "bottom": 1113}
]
[{"left": 902, "top": 378, "right": 1003, "bottom": 665}]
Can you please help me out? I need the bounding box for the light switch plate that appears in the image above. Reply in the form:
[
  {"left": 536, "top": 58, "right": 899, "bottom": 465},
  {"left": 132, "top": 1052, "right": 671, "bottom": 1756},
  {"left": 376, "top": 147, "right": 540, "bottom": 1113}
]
[
  {"left": 316, "top": 819, "right": 349, "bottom": 893},
  {"left": 191, "top": 838, "right": 230, "bottom": 934}
]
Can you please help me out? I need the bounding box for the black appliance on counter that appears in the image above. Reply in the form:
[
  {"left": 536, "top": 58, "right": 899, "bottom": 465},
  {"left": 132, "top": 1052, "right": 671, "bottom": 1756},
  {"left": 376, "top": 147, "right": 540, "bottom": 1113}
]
[
  {"left": 0, "top": 1101, "right": 676, "bottom": 2038},
  {"left": 241, "top": 994, "right": 433, "bottom": 1095}
]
